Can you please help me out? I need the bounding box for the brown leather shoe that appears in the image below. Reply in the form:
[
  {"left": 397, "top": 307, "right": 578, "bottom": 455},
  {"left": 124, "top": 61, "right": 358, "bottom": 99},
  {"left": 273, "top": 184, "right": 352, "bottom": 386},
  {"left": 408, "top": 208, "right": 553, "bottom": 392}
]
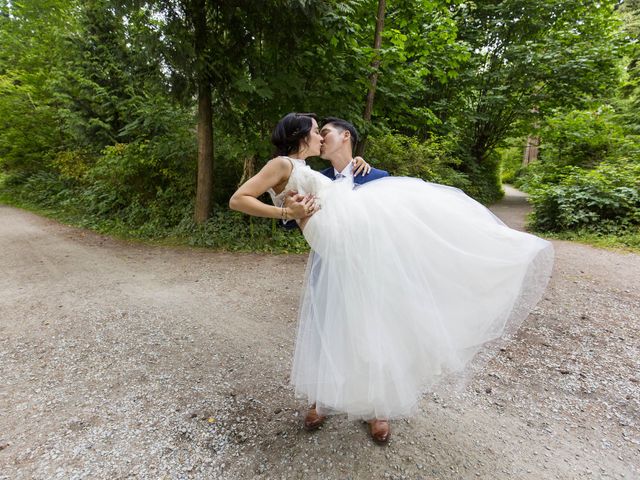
[
  {"left": 368, "top": 419, "right": 390, "bottom": 444},
  {"left": 304, "top": 405, "right": 326, "bottom": 431}
]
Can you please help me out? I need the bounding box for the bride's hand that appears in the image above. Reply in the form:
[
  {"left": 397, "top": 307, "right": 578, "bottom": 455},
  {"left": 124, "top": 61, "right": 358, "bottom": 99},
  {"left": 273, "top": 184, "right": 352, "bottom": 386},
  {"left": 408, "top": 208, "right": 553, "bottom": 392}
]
[
  {"left": 284, "top": 190, "right": 303, "bottom": 207},
  {"left": 352, "top": 156, "right": 372, "bottom": 176},
  {"left": 285, "top": 192, "right": 318, "bottom": 219}
]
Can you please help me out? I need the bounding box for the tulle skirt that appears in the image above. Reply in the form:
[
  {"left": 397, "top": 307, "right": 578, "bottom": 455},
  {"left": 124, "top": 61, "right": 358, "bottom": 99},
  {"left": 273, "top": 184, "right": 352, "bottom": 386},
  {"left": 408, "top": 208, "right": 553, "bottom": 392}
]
[{"left": 292, "top": 176, "right": 554, "bottom": 420}]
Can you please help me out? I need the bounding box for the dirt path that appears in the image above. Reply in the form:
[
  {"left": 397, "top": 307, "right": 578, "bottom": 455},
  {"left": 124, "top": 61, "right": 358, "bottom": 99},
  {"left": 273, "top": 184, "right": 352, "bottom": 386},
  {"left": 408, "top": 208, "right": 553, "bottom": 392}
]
[{"left": 1, "top": 187, "right": 638, "bottom": 480}]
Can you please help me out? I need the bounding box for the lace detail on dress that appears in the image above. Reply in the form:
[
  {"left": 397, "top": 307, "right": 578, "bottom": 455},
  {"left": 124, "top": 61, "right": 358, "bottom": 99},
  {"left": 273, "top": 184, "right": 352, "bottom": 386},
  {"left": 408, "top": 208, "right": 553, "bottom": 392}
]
[{"left": 266, "top": 156, "right": 332, "bottom": 207}]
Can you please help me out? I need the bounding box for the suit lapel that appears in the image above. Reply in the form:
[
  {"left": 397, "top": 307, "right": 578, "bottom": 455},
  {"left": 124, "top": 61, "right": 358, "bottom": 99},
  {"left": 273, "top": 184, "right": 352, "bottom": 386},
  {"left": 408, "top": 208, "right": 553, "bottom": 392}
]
[{"left": 320, "top": 167, "right": 336, "bottom": 180}]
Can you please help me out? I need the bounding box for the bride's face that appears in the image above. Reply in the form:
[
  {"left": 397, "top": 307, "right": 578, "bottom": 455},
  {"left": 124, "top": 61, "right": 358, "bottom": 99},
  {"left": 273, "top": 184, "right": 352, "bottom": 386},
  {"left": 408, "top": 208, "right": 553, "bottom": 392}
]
[{"left": 299, "top": 118, "right": 323, "bottom": 157}]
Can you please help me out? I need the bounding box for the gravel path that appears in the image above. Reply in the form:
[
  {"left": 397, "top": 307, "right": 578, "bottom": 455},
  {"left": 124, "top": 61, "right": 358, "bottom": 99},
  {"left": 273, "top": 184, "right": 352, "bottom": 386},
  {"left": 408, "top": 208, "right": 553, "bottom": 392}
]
[{"left": 1, "top": 186, "right": 638, "bottom": 479}]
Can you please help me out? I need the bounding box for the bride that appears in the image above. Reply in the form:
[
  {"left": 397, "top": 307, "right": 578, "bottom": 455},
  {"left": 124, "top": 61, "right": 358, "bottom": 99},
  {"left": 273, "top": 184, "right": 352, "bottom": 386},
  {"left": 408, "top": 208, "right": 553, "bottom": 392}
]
[{"left": 229, "top": 112, "right": 554, "bottom": 444}]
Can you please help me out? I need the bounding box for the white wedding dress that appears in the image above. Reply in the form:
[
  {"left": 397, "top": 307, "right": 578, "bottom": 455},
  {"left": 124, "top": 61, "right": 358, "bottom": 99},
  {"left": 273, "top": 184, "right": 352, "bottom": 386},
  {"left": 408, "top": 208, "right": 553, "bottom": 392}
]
[{"left": 269, "top": 157, "right": 554, "bottom": 420}]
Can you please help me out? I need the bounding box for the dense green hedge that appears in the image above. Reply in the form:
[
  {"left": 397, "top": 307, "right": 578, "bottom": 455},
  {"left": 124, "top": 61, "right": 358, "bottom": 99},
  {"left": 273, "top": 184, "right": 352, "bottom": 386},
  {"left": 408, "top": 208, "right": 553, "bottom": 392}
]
[
  {"left": 527, "top": 161, "right": 640, "bottom": 234},
  {"left": 510, "top": 106, "right": 640, "bottom": 242}
]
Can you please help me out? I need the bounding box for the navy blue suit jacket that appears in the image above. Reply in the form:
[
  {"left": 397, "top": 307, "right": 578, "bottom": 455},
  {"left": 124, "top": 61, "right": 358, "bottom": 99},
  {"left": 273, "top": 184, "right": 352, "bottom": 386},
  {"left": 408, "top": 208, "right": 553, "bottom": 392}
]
[{"left": 319, "top": 165, "right": 390, "bottom": 184}]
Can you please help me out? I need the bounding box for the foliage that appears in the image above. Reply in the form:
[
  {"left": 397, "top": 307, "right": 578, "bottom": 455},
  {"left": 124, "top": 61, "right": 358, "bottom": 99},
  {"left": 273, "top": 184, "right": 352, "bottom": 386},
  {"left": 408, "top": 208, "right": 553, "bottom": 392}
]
[
  {"left": 0, "top": 0, "right": 637, "bottom": 250},
  {"left": 435, "top": 0, "right": 628, "bottom": 201},
  {"left": 497, "top": 140, "right": 525, "bottom": 183},
  {"left": 460, "top": 152, "right": 505, "bottom": 204},
  {"left": 536, "top": 106, "right": 636, "bottom": 168},
  {"left": 366, "top": 134, "right": 471, "bottom": 190},
  {"left": 515, "top": 105, "right": 640, "bottom": 191},
  {"left": 0, "top": 173, "right": 309, "bottom": 253},
  {"left": 514, "top": 102, "right": 640, "bottom": 236},
  {"left": 527, "top": 160, "right": 640, "bottom": 234},
  {"left": 176, "top": 212, "right": 308, "bottom": 253},
  {"left": 0, "top": 0, "right": 73, "bottom": 172}
]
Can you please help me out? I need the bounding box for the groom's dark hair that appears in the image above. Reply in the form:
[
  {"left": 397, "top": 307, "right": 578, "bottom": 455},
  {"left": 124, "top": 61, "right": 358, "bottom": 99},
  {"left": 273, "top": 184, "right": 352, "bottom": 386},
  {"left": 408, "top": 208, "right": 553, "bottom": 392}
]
[{"left": 321, "top": 117, "right": 359, "bottom": 152}]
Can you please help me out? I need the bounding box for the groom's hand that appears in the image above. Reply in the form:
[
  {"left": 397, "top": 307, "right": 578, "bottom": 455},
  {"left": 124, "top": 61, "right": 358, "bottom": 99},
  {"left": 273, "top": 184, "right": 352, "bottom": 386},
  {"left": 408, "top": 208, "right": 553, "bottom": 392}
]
[{"left": 352, "top": 156, "right": 372, "bottom": 176}]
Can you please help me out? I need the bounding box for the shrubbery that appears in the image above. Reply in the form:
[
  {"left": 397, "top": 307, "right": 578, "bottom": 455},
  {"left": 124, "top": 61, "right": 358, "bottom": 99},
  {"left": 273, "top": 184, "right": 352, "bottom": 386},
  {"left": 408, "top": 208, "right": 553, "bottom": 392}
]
[
  {"left": 527, "top": 161, "right": 640, "bottom": 233},
  {"left": 512, "top": 106, "right": 640, "bottom": 239},
  {"left": 498, "top": 143, "right": 524, "bottom": 184},
  {"left": 538, "top": 107, "right": 632, "bottom": 169},
  {"left": 366, "top": 133, "right": 473, "bottom": 191}
]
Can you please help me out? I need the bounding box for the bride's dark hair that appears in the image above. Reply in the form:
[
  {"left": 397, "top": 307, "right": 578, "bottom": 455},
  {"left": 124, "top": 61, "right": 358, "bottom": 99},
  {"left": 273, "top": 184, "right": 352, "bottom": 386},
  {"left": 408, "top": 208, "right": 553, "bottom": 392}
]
[{"left": 271, "top": 112, "right": 318, "bottom": 157}]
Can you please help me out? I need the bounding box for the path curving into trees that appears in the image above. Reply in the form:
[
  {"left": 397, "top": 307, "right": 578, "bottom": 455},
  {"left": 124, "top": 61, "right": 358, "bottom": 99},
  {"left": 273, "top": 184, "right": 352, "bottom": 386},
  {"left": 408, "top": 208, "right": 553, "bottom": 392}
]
[{"left": 0, "top": 192, "right": 638, "bottom": 479}]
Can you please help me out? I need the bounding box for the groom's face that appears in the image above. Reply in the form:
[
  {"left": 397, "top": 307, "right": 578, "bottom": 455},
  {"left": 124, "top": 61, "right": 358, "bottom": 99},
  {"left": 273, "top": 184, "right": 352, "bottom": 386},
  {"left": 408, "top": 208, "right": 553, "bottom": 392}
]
[{"left": 319, "top": 124, "right": 348, "bottom": 160}]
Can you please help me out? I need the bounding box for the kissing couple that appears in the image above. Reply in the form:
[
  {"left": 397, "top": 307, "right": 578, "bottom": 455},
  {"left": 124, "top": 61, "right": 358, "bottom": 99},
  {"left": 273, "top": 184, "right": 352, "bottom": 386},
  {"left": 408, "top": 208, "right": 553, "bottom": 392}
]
[{"left": 230, "top": 113, "right": 553, "bottom": 444}]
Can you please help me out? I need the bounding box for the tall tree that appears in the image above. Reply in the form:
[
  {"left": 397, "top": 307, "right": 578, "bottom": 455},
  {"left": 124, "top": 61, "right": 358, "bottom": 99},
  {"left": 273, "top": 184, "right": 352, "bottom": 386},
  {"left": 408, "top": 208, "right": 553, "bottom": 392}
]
[
  {"left": 187, "top": 0, "right": 214, "bottom": 223},
  {"left": 425, "top": 0, "right": 629, "bottom": 201},
  {"left": 360, "top": 0, "right": 466, "bottom": 138},
  {"left": 357, "top": 0, "right": 386, "bottom": 156},
  {"left": 452, "top": 0, "right": 625, "bottom": 163}
]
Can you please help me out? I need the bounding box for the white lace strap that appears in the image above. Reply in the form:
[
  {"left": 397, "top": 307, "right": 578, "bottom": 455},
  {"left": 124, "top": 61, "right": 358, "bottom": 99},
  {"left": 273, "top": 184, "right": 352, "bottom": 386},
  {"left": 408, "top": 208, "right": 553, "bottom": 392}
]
[{"left": 284, "top": 156, "right": 295, "bottom": 170}]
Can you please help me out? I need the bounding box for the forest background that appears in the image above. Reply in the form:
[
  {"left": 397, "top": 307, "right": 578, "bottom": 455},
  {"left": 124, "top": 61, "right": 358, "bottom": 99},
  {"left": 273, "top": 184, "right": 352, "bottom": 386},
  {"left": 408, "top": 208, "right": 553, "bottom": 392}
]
[{"left": 0, "top": 0, "right": 638, "bottom": 252}]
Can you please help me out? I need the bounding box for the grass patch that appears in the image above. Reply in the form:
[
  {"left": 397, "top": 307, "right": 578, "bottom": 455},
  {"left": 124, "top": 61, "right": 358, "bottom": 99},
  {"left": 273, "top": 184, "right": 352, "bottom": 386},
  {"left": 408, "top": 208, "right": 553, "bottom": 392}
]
[{"left": 531, "top": 228, "right": 640, "bottom": 253}]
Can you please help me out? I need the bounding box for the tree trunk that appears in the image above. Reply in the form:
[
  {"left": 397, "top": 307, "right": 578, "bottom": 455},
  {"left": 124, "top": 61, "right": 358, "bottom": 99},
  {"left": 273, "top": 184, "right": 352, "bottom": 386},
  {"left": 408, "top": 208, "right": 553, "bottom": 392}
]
[
  {"left": 522, "top": 135, "right": 540, "bottom": 166},
  {"left": 192, "top": 0, "right": 214, "bottom": 224},
  {"left": 355, "top": 0, "right": 386, "bottom": 157},
  {"left": 194, "top": 82, "right": 214, "bottom": 223}
]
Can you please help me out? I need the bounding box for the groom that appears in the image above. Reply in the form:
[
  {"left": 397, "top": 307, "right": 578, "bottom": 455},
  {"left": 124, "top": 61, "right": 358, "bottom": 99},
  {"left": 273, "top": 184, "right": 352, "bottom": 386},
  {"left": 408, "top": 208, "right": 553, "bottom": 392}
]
[
  {"left": 317, "top": 117, "right": 388, "bottom": 184},
  {"left": 286, "top": 117, "right": 392, "bottom": 444}
]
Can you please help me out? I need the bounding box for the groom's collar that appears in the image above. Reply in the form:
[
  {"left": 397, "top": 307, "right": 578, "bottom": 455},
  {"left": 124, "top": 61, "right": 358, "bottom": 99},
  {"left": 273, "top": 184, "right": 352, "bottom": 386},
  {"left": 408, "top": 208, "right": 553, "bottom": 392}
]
[{"left": 333, "top": 161, "right": 354, "bottom": 178}]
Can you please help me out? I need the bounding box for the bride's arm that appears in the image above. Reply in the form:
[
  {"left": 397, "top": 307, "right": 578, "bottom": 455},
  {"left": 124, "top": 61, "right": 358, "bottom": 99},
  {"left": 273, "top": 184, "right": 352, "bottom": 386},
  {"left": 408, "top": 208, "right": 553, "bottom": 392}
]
[
  {"left": 352, "top": 156, "right": 372, "bottom": 176},
  {"left": 229, "top": 157, "right": 311, "bottom": 220}
]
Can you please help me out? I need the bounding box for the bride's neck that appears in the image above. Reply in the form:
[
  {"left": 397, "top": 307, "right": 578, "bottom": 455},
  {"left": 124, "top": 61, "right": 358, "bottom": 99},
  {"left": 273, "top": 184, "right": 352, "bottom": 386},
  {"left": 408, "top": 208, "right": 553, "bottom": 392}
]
[{"left": 288, "top": 150, "right": 308, "bottom": 161}]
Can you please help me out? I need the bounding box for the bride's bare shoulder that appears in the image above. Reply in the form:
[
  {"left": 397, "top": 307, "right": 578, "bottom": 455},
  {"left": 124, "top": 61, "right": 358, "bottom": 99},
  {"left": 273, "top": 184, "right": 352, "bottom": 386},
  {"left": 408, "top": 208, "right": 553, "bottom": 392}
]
[
  {"left": 266, "top": 156, "right": 294, "bottom": 171},
  {"left": 270, "top": 155, "right": 293, "bottom": 163}
]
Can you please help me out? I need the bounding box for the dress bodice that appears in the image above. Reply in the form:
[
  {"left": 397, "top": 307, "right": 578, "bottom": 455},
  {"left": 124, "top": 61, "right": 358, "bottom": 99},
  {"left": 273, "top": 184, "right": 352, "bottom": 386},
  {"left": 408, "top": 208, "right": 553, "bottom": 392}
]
[{"left": 267, "top": 157, "right": 333, "bottom": 207}]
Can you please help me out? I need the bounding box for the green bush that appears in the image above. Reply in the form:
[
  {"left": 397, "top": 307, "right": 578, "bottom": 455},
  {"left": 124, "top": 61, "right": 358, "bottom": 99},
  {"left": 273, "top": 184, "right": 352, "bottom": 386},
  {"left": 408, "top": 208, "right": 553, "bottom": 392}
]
[
  {"left": 366, "top": 134, "right": 472, "bottom": 191},
  {"left": 529, "top": 160, "right": 640, "bottom": 233},
  {"left": 78, "top": 108, "right": 196, "bottom": 224},
  {"left": 461, "top": 152, "right": 504, "bottom": 204},
  {"left": 537, "top": 106, "right": 633, "bottom": 169},
  {"left": 514, "top": 161, "right": 582, "bottom": 193},
  {"left": 0, "top": 170, "right": 309, "bottom": 253},
  {"left": 8, "top": 171, "right": 78, "bottom": 209},
  {"left": 0, "top": 76, "right": 61, "bottom": 174},
  {"left": 514, "top": 106, "right": 640, "bottom": 235},
  {"left": 516, "top": 106, "right": 640, "bottom": 194},
  {"left": 174, "top": 210, "right": 308, "bottom": 253}
]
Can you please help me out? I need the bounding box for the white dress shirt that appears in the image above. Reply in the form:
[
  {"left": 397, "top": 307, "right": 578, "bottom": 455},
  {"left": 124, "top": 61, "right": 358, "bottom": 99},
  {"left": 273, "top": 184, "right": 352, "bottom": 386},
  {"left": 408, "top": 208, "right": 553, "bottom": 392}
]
[{"left": 334, "top": 162, "right": 354, "bottom": 178}]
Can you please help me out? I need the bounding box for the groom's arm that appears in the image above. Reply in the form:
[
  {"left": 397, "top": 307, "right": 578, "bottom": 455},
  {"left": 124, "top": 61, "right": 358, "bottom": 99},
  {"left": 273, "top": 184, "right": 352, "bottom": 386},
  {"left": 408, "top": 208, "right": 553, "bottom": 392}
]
[
  {"left": 356, "top": 167, "right": 389, "bottom": 184},
  {"left": 368, "top": 167, "right": 390, "bottom": 179}
]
